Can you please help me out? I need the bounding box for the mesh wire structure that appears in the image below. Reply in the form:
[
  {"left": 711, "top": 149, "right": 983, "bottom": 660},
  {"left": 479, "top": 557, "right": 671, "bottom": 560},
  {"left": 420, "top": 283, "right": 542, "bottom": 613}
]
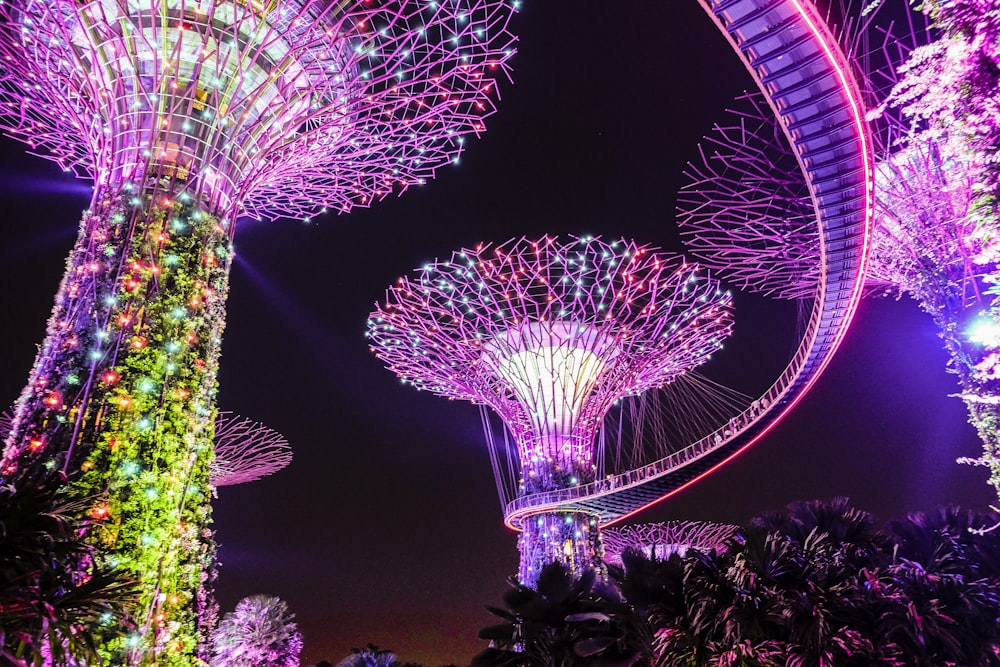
[
  {"left": 602, "top": 521, "right": 738, "bottom": 566},
  {"left": 677, "top": 93, "right": 818, "bottom": 300},
  {"left": 368, "top": 235, "right": 733, "bottom": 585},
  {"left": 0, "top": 0, "right": 517, "bottom": 221},
  {"left": 210, "top": 412, "right": 292, "bottom": 487},
  {"left": 676, "top": 1, "right": 1000, "bottom": 519}
]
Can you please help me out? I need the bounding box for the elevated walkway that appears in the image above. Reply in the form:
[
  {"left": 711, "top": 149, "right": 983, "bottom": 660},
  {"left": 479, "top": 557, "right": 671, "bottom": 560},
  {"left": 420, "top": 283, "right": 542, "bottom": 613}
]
[{"left": 505, "top": 0, "right": 873, "bottom": 530}]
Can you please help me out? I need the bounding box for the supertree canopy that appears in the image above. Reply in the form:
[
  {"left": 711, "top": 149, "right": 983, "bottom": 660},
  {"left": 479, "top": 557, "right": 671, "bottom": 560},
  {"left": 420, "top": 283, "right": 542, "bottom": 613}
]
[
  {"left": 677, "top": 93, "right": 818, "bottom": 300},
  {"left": 601, "top": 521, "right": 737, "bottom": 567},
  {"left": 210, "top": 412, "right": 292, "bottom": 488},
  {"left": 0, "top": 0, "right": 514, "bottom": 662},
  {"left": 367, "top": 236, "right": 733, "bottom": 585}
]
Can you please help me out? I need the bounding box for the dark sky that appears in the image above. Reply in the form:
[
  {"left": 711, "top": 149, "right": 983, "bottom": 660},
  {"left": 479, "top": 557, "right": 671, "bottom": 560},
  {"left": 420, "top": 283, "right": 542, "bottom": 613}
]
[{"left": 0, "top": 2, "right": 992, "bottom": 666}]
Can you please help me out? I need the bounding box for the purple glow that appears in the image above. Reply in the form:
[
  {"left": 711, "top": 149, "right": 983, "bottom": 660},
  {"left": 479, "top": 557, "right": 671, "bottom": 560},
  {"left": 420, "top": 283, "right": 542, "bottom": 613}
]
[
  {"left": 368, "top": 236, "right": 733, "bottom": 584},
  {"left": 675, "top": 0, "right": 1000, "bottom": 517},
  {"left": 677, "top": 93, "right": 817, "bottom": 300},
  {"left": 0, "top": 0, "right": 515, "bottom": 223}
]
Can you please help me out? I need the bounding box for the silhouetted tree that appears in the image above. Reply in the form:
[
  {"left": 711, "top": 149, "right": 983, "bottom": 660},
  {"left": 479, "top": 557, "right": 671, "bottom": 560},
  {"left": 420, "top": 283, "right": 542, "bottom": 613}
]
[
  {"left": 335, "top": 645, "right": 399, "bottom": 667},
  {"left": 614, "top": 499, "right": 1000, "bottom": 667},
  {"left": 474, "top": 563, "right": 648, "bottom": 667}
]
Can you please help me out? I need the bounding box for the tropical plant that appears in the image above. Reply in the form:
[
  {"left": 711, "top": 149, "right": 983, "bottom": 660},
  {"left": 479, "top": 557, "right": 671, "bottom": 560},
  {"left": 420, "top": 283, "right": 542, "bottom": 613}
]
[
  {"left": 334, "top": 645, "right": 399, "bottom": 667},
  {"left": 474, "top": 563, "right": 648, "bottom": 667},
  {"left": 628, "top": 500, "right": 1000, "bottom": 667},
  {"left": 873, "top": 507, "right": 1000, "bottom": 666},
  {"left": 210, "top": 594, "right": 303, "bottom": 667},
  {"left": 479, "top": 500, "right": 1000, "bottom": 667},
  {"left": 0, "top": 481, "right": 137, "bottom": 666}
]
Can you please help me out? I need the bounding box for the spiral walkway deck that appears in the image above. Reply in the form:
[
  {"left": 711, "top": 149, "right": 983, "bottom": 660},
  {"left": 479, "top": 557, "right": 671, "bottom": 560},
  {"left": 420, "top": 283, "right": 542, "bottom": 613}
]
[{"left": 505, "top": 0, "right": 873, "bottom": 530}]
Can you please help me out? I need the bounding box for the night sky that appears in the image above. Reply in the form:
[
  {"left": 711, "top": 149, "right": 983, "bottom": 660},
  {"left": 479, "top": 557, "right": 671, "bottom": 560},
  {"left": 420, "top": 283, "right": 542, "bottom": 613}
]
[{"left": 0, "top": 2, "right": 993, "bottom": 665}]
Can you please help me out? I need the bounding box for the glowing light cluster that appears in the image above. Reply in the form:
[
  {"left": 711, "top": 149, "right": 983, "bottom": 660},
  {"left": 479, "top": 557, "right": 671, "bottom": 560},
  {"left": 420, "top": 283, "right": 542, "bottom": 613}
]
[
  {"left": 0, "top": 0, "right": 515, "bottom": 662},
  {"left": 368, "top": 235, "right": 733, "bottom": 584},
  {"left": 601, "top": 521, "right": 737, "bottom": 567}
]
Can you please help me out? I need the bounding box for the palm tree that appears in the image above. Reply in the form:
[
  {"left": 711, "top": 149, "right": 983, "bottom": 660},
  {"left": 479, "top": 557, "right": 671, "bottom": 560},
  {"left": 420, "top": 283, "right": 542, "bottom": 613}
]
[
  {"left": 210, "top": 594, "right": 303, "bottom": 667},
  {"left": 750, "top": 499, "right": 885, "bottom": 667},
  {"left": 0, "top": 481, "right": 137, "bottom": 666},
  {"left": 474, "top": 563, "right": 648, "bottom": 667},
  {"left": 874, "top": 508, "right": 1000, "bottom": 666},
  {"left": 625, "top": 500, "right": 889, "bottom": 667}
]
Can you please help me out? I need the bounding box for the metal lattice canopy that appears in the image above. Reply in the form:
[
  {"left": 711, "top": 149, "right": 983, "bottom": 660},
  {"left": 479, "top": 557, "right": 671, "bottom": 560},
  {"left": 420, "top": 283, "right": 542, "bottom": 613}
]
[
  {"left": 602, "top": 520, "right": 737, "bottom": 566},
  {"left": 368, "top": 235, "right": 733, "bottom": 583},
  {"left": 677, "top": 93, "right": 818, "bottom": 300},
  {"left": 367, "top": 236, "right": 733, "bottom": 487},
  {"left": 676, "top": 3, "right": 935, "bottom": 302},
  {"left": 210, "top": 412, "right": 292, "bottom": 487},
  {"left": 0, "top": 0, "right": 516, "bottom": 221}
]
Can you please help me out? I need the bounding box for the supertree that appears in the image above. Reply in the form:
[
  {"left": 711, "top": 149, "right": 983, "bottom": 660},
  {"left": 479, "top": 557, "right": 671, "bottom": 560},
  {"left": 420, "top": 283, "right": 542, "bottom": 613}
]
[
  {"left": 210, "top": 412, "right": 292, "bottom": 488},
  {"left": 601, "top": 521, "right": 736, "bottom": 567},
  {"left": 367, "top": 236, "right": 733, "bottom": 585},
  {"left": 675, "top": 2, "right": 1000, "bottom": 519},
  {"left": 0, "top": 0, "right": 514, "bottom": 661}
]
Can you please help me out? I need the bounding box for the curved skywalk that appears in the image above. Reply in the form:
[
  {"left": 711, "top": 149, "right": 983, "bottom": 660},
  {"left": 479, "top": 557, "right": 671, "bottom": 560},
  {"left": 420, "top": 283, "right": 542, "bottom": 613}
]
[{"left": 505, "top": 0, "right": 873, "bottom": 530}]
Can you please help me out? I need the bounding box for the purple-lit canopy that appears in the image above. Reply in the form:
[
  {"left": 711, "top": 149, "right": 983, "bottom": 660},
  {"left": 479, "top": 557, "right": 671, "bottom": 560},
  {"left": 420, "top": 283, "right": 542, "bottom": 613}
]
[
  {"left": 211, "top": 412, "right": 292, "bottom": 488},
  {"left": 677, "top": 94, "right": 817, "bottom": 300},
  {"left": 367, "top": 236, "right": 733, "bottom": 478},
  {"left": 602, "top": 521, "right": 737, "bottom": 566},
  {"left": 367, "top": 235, "right": 733, "bottom": 584},
  {"left": 0, "top": 0, "right": 515, "bottom": 221}
]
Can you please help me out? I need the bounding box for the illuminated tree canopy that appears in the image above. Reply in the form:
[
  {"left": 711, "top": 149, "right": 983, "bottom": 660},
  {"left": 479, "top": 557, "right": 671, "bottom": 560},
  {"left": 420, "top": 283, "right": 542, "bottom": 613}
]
[
  {"left": 0, "top": 0, "right": 517, "bottom": 222},
  {"left": 602, "top": 521, "right": 737, "bottom": 567},
  {"left": 210, "top": 412, "right": 292, "bottom": 488},
  {"left": 368, "top": 235, "right": 733, "bottom": 585},
  {"left": 676, "top": 1, "right": 1000, "bottom": 519}
]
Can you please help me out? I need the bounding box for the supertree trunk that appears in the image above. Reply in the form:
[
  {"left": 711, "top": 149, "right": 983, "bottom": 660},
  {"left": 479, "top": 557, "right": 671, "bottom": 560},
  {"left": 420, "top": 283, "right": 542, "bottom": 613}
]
[
  {"left": 517, "top": 512, "right": 604, "bottom": 585},
  {"left": 4, "top": 177, "right": 232, "bottom": 664}
]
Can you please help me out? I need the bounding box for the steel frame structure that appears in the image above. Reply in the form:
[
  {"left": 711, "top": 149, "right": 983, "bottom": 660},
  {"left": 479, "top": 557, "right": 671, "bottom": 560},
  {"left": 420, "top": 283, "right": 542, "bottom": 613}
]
[
  {"left": 602, "top": 521, "right": 737, "bottom": 566},
  {"left": 210, "top": 412, "right": 292, "bottom": 488},
  {"left": 368, "top": 236, "right": 733, "bottom": 584}
]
